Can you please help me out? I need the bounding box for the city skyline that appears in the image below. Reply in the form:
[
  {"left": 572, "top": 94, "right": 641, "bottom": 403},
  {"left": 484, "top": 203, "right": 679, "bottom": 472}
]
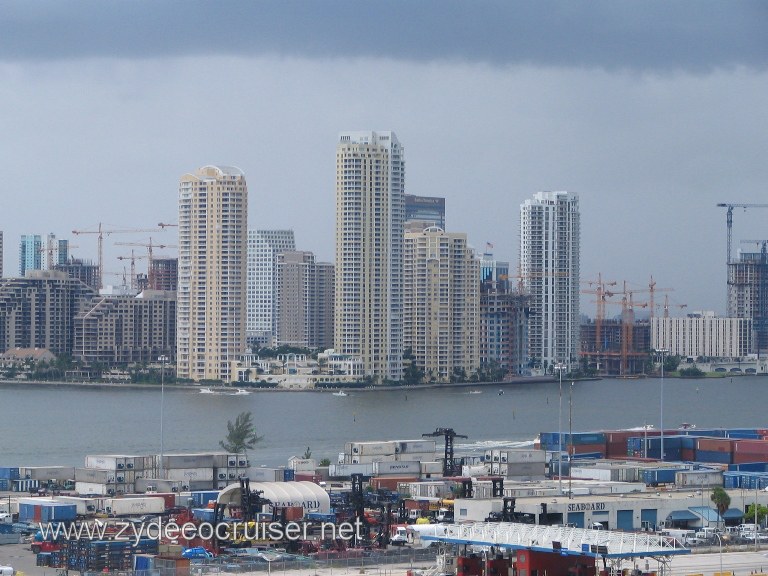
[{"left": 0, "top": 3, "right": 766, "bottom": 316}]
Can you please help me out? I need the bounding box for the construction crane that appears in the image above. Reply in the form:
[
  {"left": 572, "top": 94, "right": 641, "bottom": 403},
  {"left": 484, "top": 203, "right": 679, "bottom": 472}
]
[
  {"left": 580, "top": 274, "right": 617, "bottom": 371},
  {"left": 658, "top": 294, "right": 688, "bottom": 319},
  {"left": 423, "top": 427, "right": 468, "bottom": 477},
  {"left": 157, "top": 222, "right": 178, "bottom": 229},
  {"left": 716, "top": 203, "right": 768, "bottom": 264},
  {"left": 114, "top": 238, "right": 177, "bottom": 290},
  {"left": 116, "top": 251, "right": 148, "bottom": 291},
  {"left": 72, "top": 224, "right": 161, "bottom": 289},
  {"left": 38, "top": 243, "right": 79, "bottom": 270}
]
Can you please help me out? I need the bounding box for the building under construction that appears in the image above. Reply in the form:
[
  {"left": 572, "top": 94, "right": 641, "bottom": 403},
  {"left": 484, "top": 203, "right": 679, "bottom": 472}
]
[
  {"left": 580, "top": 318, "right": 651, "bottom": 376},
  {"left": 54, "top": 257, "right": 100, "bottom": 291},
  {"left": 728, "top": 245, "right": 768, "bottom": 354}
]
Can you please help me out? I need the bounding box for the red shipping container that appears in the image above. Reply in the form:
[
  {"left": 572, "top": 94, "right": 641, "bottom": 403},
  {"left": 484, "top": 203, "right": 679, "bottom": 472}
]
[
  {"left": 696, "top": 438, "right": 734, "bottom": 453},
  {"left": 732, "top": 451, "right": 768, "bottom": 464},
  {"left": 681, "top": 449, "right": 696, "bottom": 461},
  {"left": 294, "top": 473, "right": 320, "bottom": 483},
  {"left": 605, "top": 441, "right": 628, "bottom": 458},
  {"left": 570, "top": 443, "right": 606, "bottom": 455},
  {"left": 369, "top": 476, "right": 418, "bottom": 491},
  {"left": 734, "top": 439, "right": 768, "bottom": 454}
]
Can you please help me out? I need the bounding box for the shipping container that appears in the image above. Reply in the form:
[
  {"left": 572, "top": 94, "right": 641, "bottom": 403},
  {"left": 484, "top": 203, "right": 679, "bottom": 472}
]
[
  {"left": 504, "top": 462, "right": 546, "bottom": 477},
  {"left": 160, "top": 454, "right": 215, "bottom": 469},
  {"left": 165, "top": 468, "right": 214, "bottom": 482},
  {"left": 696, "top": 438, "right": 734, "bottom": 453},
  {"left": 188, "top": 480, "right": 214, "bottom": 491},
  {"left": 348, "top": 441, "right": 398, "bottom": 456},
  {"left": 190, "top": 491, "right": 220, "bottom": 507},
  {"left": 283, "top": 469, "right": 295, "bottom": 482},
  {"left": 369, "top": 476, "right": 419, "bottom": 492},
  {"left": 695, "top": 450, "right": 732, "bottom": 465},
  {"left": 729, "top": 462, "right": 768, "bottom": 472},
  {"left": 104, "top": 497, "right": 165, "bottom": 516},
  {"left": 134, "top": 478, "right": 183, "bottom": 493},
  {"left": 500, "top": 450, "right": 546, "bottom": 464},
  {"left": 420, "top": 461, "right": 444, "bottom": 475},
  {"left": 675, "top": 469, "right": 724, "bottom": 487},
  {"left": 245, "top": 467, "right": 285, "bottom": 482},
  {"left": 328, "top": 464, "right": 374, "bottom": 478},
  {"left": 74, "top": 481, "right": 110, "bottom": 496},
  {"left": 0, "top": 467, "right": 20, "bottom": 481},
  {"left": 19, "top": 466, "right": 75, "bottom": 482},
  {"left": 289, "top": 458, "right": 316, "bottom": 472},
  {"left": 53, "top": 496, "right": 99, "bottom": 516},
  {"left": 75, "top": 468, "right": 114, "bottom": 484},
  {"left": 373, "top": 461, "right": 421, "bottom": 476},
  {"left": 350, "top": 454, "right": 397, "bottom": 464},
  {"left": 397, "top": 440, "right": 437, "bottom": 454},
  {"left": 191, "top": 508, "right": 216, "bottom": 522},
  {"left": 733, "top": 439, "right": 768, "bottom": 455}
]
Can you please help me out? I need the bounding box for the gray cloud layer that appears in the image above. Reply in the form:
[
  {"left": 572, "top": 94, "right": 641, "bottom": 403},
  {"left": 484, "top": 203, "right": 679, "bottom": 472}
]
[{"left": 2, "top": 1, "right": 766, "bottom": 71}]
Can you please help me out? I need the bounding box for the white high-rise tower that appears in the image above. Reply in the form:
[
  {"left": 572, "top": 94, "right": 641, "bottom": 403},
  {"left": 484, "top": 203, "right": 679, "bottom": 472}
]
[
  {"left": 177, "top": 165, "right": 248, "bottom": 382},
  {"left": 335, "top": 131, "right": 404, "bottom": 382},
  {"left": 520, "top": 191, "right": 580, "bottom": 372}
]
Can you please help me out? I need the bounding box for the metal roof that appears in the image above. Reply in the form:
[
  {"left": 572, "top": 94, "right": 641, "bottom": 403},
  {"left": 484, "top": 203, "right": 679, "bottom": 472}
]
[
  {"left": 723, "top": 507, "right": 745, "bottom": 519},
  {"left": 667, "top": 509, "right": 699, "bottom": 521},
  {"left": 419, "top": 522, "right": 691, "bottom": 559},
  {"left": 689, "top": 506, "right": 721, "bottom": 522}
]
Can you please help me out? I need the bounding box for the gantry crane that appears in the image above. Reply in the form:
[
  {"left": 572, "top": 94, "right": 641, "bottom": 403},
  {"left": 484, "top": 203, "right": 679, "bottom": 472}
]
[
  {"left": 72, "top": 224, "right": 161, "bottom": 288},
  {"left": 716, "top": 203, "right": 768, "bottom": 264},
  {"left": 114, "top": 238, "right": 177, "bottom": 290},
  {"left": 423, "top": 427, "right": 468, "bottom": 477}
]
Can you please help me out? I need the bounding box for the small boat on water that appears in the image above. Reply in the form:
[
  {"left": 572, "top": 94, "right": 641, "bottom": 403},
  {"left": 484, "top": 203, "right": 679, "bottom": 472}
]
[
  {"left": 199, "top": 387, "right": 251, "bottom": 396},
  {"left": 199, "top": 387, "right": 216, "bottom": 394},
  {"left": 332, "top": 390, "right": 349, "bottom": 397},
  {"left": 467, "top": 390, "right": 483, "bottom": 395}
]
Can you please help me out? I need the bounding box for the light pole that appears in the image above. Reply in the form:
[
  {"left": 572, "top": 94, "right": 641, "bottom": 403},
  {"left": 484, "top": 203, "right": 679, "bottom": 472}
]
[
  {"left": 655, "top": 349, "right": 669, "bottom": 462},
  {"left": 159, "top": 355, "right": 168, "bottom": 477},
  {"left": 713, "top": 533, "right": 723, "bottom": 576},
  {"left": 554, "top": 362, "right": 567, "bottom": 495}
]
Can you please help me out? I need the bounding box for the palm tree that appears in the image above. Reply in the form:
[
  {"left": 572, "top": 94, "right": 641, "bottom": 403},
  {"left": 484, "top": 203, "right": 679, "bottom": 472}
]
[
  {"left": 711, "top": 487, "right": 731, "bottom": 528},
  {"left": 220, "top": 411, "right": 263, "bottom": 456}
]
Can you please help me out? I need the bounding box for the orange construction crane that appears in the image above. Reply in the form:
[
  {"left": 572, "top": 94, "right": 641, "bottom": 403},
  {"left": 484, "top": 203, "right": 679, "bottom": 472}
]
[
  {"left": 117, "top": 250, "right": 148, "bottom": 291},
  {"left": 72, "top": 223, "right": 161, "bottom": 289},
  {"left": 114, "top": 238, "right": 177, "bottom": 290},
  {"left": 580, "top": 273, "right": 617, "bottom": 369},
  {"left": 646, "top": 276, "right": 673, "bottom": 321},
  {"left": 658, "top": 294, "right": 688, "bottom": 318}
]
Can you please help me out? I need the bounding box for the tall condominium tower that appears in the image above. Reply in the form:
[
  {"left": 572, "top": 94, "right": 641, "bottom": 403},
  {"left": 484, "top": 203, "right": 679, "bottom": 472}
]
[
  {"left": 405, "top": 194, "right": 446, "bottom": 230},
  {"left": 403, "top": 227, "right": 479, "bottom": 382},
  {"left": 335, "top": 131, "right": 404, "bottom": 383},
  {"left": 246, "top": 230, "right": 295, "bottom": 346},
  {"left": 177, "top": 165, "right": 248, "bottom": 382},
  {"left": 275, "top": 251, "right": 334, "bottom": 350},
  {"left": 728, "top": 245, "right": 768, "bottom": 353},
  {"left": 19, "top": 234, "right": 43, "bottom": 276},
  {"left": 520, "top": 191, "right": 580, "bottom": 372}
]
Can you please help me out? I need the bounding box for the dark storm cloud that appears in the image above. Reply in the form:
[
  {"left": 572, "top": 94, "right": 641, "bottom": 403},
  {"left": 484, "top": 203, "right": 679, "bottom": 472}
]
[{"left": 1, "top": 1, "right": 766, "bottom": 71}]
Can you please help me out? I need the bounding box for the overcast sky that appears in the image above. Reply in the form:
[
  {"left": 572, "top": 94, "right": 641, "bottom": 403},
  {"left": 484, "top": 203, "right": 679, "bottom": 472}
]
[{"left": 1, "top": 1, "right": 766, "bottom": 315}]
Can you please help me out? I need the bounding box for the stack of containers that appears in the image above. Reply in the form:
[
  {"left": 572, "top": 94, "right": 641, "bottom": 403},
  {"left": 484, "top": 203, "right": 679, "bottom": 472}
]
[
  {"left": 732, "top": 439, "right": 768, "bottom": 464},
  {"left": 18, "top": 498, "right": 77, "bottom": 523},
  {"left": 76, "top": 454, "right": 155, "bottom": 495},
  {"left": 539, "top": 431, "right": 607, "bottom": 456},
  {"left": 160, "top": 453, "right": 215, "bottom": 491},
  {"left": 695, "top": 438, "right": 734, "bottom": 464},
  {"left": 212, "top": 452, "right": 248, "bottom": 490},
  {"left": 341, "top": 439, "right": 437, "bottom": 465},
  {"left": 0, "top": 466, "right": 19, "bottom": 492},
  {"left": 482, "top": 449, "right": 546, "bottom": 479},
  {"left": 17, "top": 466, "right": 75, "bottom": 487}
]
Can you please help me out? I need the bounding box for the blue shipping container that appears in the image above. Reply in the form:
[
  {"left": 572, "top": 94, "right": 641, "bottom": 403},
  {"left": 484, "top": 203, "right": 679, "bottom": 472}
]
[
  {"left": 0, "top": 479, "right": 8, "bottom": 491},
  {"left": 729, "top": 462, "right": 768, "bottom": 472},
  {"left": 41, "top": 504, "right": 77, "bottom": 523},
  {"left": 696, "top": 450, "right": 732, "bottom": 464},
  {"left": 191, "top": 491, "right": 219, "bottom": 507},
  {"left": 18, "top": 503, "right": 36, "bottom": 522},
  {"left": 283, "top": 469, "right": 295, "bottom": 481},
  {"left": 0, "top": 467, "right": 20, "bottom": 480},
  {"left": 191, "top": 508, "right": 216, "bottom": 522}
]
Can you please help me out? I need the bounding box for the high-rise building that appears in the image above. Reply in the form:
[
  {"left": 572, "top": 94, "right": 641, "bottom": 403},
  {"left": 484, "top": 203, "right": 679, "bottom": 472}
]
[
  {"left": 479, "top": 254, "right": 529, "bottom": 377},
  {"left": 177, "top": 165, "right": 248, "bottom": 382},
  {"left": 405, "top": 194, "right": 446, "bottom": 230},
  {"left": 246, "top": 230, "right": 295, "bottom": 347},
  {"left": 74, "top": 289, "right": 176, "bottom": 365},
  {"left": 0, "top": 231, "right": 3, "bottom": 277},
  {"left": 150, "top": 257, "right": 178, "bottom": 291},
  {"left": 19, "top": 234, "right": 43, "bottom": 276},
  {"left": 0, "top": 270, "right": 95, "bottom": 355},
  {"left": 728, "top": 246, "right": 768, "bottom": 353},
  {"left": 275, "top": 251, "right": 334, "bottom": 349},
  {"left": 54, "top": 257, "right": 100, "bottom": 291},
  {"left": 403, "top": 227, "right": 479, "bottom": 382},
  {"left": 335, "top": 130, "right": 405, "bottom": 383},
  {"left": 520, "top": 191, "right": 580, "bottom": 372}
]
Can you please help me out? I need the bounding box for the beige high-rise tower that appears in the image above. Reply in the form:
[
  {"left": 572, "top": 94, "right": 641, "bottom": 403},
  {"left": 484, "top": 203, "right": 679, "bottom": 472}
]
[
  {"left": 177, "top": 165, "right": 248, "bottom": 382},
  {"left": 335, "top": 131, "right": 404, "bottom": 383}
]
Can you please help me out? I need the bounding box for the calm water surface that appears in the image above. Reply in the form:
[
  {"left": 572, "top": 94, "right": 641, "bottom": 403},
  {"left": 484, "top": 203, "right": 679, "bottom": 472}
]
[{"left": 1, "top": 376, "right": 766, "bottom": 467}]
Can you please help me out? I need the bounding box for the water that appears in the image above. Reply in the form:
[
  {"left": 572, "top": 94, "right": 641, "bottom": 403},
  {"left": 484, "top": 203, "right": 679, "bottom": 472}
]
[{"left": 1, "top": 376, "right": 766, "bottom": 467}]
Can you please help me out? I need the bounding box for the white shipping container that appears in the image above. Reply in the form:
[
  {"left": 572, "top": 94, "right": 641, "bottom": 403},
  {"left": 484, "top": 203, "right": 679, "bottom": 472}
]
[
  {"left": 569, "top": 466, "right": 612, "bottom": 481},
  {"left": 349, "top": 441, "right": 398, "bottom": 456},
  {"left": 165, "top": 468, "right": 214, "bottom": 482},
  {"left": 491, "top": 450, "right": 501, "bottom": 463},
  {"left": 462, "top": 464, "right": 491, "bottom": 477},
  {"left": 329, "top": 464, "right": 375, "bottom": 477},
  {"left": 490, "top": 463, "right": 500, "bottom": 475},
  {"left": 420, "top": 461, "right": 443, "bottom": 475},
  {"left": 20, "top": 466, "right": 75, "bottom": 481},
  {"left": 104, "top": 497, "right": 165, "bottom": 516},
  {"left": 161, "top": 454, "right": 215, "bottom": 469},
  {"left": 351, "top": 454, "right": 397, "bottom": 464},
  {"left": 290, "top": 458, "right": 316, "bottom": 472},
  {"left": 75, "top": 468, "right": 114, "bottom": 484},
  {"left": 53, "top": 496, "right": 99, "bottom": 516},
  {"left": 245, "top": 467, "right": 284, "bottom": 482},
  {"left": 484, "top": 450, "right": 493, "bottom": 462},
  {"left": 504, "top": 462, "right": 546, "bottom": 477},
  {"left": 75, "top": 482, "right": 110, "bottom": 496},
  {"left": 501, "top": 450, "right": 547, "bottom": 464},
  {"left": 373, "top": 461, "right": 421, "bottom": 476},
  {"left": 85, "top": 456, "right": 123, "bottom": 470},
  {"left": 396, "top": 452, "right": 436, "bottom": 462},
  {"left": 135, "top": 478, "right": 183, "bottom": 493},
  {"left": 397, "top": 440, "right": 437, "bottom": 454},
  {"left": 675, "top": 470, "right": 723, "bottom": 487}
]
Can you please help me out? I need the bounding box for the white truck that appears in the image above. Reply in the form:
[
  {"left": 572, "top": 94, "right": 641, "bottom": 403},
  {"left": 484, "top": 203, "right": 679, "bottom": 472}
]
[
  {"left": 104, "top": 497, "right": 165, "bottom": 517},
  {"left": 390, "top": 526, "right": 410, "bottom": 546}
]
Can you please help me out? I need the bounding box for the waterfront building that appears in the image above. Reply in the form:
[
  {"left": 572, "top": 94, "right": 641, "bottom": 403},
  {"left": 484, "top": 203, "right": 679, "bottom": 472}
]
[
  {"left": 479, "top": 253, "right": 529, "bottom": 377},
  {"left": 275, "top": 251, "right": 334, "bottom": 349},
  {"left": 335, "top": 131, "right": 405, "bottom": 382},
  {"left": 728, "top": 247, "right": 768, "bottom": 353},
  {"left": 580, "top": 318, "right": 650, "bottom": 375},
  {"left": 651, "top": 313, "right": 752, "bottom": 359},
  {"left": 246, "top": 230, "right": 295, "bottom": 347},
  {"left": 520, "top": 191, "right": 580, "bottom": 373},
  {"left": 0, "top": 270, "right": 95, "bottom": 355},
  {"left": 404, "top": 227, "right": 479, "bottom": 382},
  {"left": 405, "top": 194, "right": 445, "bottom": 230},
  {"left": 19, "top": 234, "right": 43, "bottom": 276},
  {"left": 177, "top": 165, "right": 248, "bottom": 382},
  {"left": 74, "top": 289, "right": 176, "bottom": 365}
]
